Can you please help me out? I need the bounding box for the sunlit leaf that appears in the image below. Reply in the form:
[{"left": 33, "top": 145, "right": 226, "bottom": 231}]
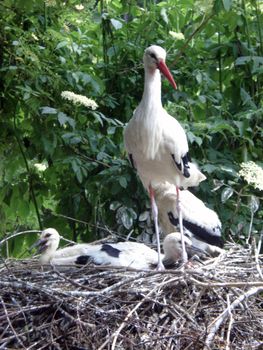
[
  {"left": 117, "top": 207, "right": 132, "bottom": 229},
  {"left": 139, "top": 211, "right": 149, "bottom": 221},
  {"left": 160, "top": 8, "right": 168, "bottom": 23},
  {"left": 221, "top": 187, "right": 234, "bottom": 203},
  {"left": 56, "top": 41, "right": 69, "bottom": 50},
  {"left": 119, "top": 176, "right": 127, "bottom": 188},
  {"left": 110, "top": 19, "right": 122, "bottom": 30},
  {"left": 249, "top": 196, "right": 259, "bottom": 214},
  {"left": 57, "top": 112, "right": 75, "bottom": 129},
  {"left": 212, "top": 179, "right": 224, "bottom": 192},
  {"left": 222, "top": 0, "right": 232, "bottom": 11},
  {"left": 40, "top": 106, "right": 57, "bottom": 114},
  {"left": 110, "top": 201, "right": 121, "bottom": 211}
]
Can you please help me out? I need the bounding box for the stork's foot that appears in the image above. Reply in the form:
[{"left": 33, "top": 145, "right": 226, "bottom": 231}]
[
  {"left": 179, "top": 256, "right": 201, "bottom": 269},
  {"left": 156, "top": 261, "right": 165, "bottom": 271}
]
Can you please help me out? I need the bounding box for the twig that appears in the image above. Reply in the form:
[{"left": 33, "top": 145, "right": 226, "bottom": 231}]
[
  {"left": 100, "top": 276, "right": 186, "bottom": 350},
  {"left": 13, "top": 111, "right": 42, "bottom": 230},
  {"left": 257, "top": 232, "right": 263, "bottom": 256},
  {"left": 0, "top": 230, "right": 41, "bottom": 247},
  {"left": 173, "top": 12, "right": 215, "bottom": 64},
  {"left": 188, "top": 276, "right": 263, "bottom": 288},
  {"left": 0, "top": 296, "right": 27, "bottom": 349},
  {"left": 110, "top": 289, "right": 154, "bottom": 350},
  {"left": 252, "top": 237, "right": 263, "bottom": 280},
  {"left": 225, "top": 294, "right": 234, "bottom": 350},
  {"left": 205, "top": 286, "right": 263, "bottom": 348}
]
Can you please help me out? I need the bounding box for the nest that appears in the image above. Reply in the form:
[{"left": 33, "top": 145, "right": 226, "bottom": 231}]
[{"left": 0, "top": 242, "right": 263, "bottom": 350}]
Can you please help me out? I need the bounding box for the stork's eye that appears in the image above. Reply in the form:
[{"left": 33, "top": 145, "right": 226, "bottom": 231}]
[
  {"left": 149, "top": 52, "right": 157, "bottom": 60},
  {"left": 44, "top": 233, "right": 51, "bottom": 238}
]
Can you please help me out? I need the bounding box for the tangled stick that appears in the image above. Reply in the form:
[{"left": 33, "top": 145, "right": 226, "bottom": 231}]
[{"left": 205, "top": 286, "right": 263, "bottom": 348}]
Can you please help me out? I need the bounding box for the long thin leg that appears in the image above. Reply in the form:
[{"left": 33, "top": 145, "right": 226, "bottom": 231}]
[
  {"left": 149, "top": 184, "right": 165, "bottom": 270},
  {"left": 176, "top": 186, "right": 188, "bottom": 263}
]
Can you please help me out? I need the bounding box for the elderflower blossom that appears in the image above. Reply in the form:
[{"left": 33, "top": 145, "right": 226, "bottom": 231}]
[
  {"left": 169, "top": 31, "right": 185, "bottom": 40},
  {"left": 61, "top": 91, "right": 98, "bottom": 110},
  {"left": 194, "top": 0, "right": 214, "bottom": 13},
  {"left": 238, "top": 161, "right": 263, "bottom": 191},
  {"left": 75, "top": 4, "right": 84, "bottom": 11},
  {"left": 45, "top": 0, "right": 57, "bottom": 7},
  {"left": 34, "top": 162, "right": 48, "bottom": 172}
]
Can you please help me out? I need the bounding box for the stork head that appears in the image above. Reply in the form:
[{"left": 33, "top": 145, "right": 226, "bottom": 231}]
[
  {"left": 163, "top": 232, "right": 192, "bottom": 262},
  {"left": 32, "top": 228, "right": 60, "bottom": 264},
  {"left": 144, "top": 45, "right": 177, "bottom": 89}
]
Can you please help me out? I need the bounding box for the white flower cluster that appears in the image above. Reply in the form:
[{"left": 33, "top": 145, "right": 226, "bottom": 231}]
[
  {"left": 61, "top": 91, "right": 98, "bottom": 110},
  {"left": 194, "top": 0, "right": 214, "bottom": 13},
  {"left": 239, "top": 161, "right": 263, "bottom": 191},
  {"left": 75, "top": 4, "right": 84, "bottom": 11},
  {"left": 34, "top": 163, "right": 48, "bottom": 172},
  {"left": 45, "top": 0, "right": 57, "bottom": 7},
  {"left": 169, "top": 31, "right": 185, "bottom": 40}
]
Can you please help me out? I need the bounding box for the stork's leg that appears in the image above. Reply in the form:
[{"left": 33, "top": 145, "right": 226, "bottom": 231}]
[
  {"left": 176, "top": 186, "right": 188, "bottom": 263},
  {"left": 149, "top": 184, "right": 165, "bottom": 271}
]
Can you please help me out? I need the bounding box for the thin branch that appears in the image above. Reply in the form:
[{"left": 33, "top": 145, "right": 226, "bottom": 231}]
[
  {"left": 188, "top": 276, "right": 263, "bottom": 288},
  {"left": 0, "top": 296, "right": 27, "bottom": 349},
  {"left": 253, "top": 237, "right": 263, "bottom": 280},
  {"left": 225, "top": 294, "right": 234, "bottom": 350},
  {"left": 0, "top": 230, "right": 41, "bottom": 247},
  {"left": 13, "top": 111, "right": 42, "bottom": 230},
  {"left": 205, "top": 286, "right": 263, "bottom": 348},
  {"left": 173, "top": 12, "right": 215, "bottom": 64}
]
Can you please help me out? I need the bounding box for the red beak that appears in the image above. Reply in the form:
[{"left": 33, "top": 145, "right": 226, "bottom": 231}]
[{"left": 157, "top": 60, "right": 177, "bottom": 90}]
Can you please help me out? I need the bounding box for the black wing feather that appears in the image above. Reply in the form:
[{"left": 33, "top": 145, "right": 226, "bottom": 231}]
[{"left": 167, "top": 212, "right": 224, "bottom": 248}]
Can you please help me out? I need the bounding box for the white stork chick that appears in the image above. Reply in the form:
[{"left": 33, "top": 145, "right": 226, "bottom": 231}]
[
  {"left": 33, "top": 228, "right": 163, "bottom": 268},
  {"left": 154, "top": 182, "right": 224, "bottom": 256},
  {"left": 124, "top": 45, "right": 206, "bottom": 267},
  {"left": 33, "top": 228, "right": 209, "bottom": 269},
  {"left": 32, "top": 228, "right": 95, "bottom": 264},
  {"left": 162, "top": 232, "right": 209, "bottom": 266}
]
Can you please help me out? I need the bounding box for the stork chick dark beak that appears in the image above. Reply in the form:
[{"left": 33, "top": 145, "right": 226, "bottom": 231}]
[
  {"left": 157, "top": 60, "right": 177, "bottom": 90},
  {"left": 30, "top": 238, "right": 49, "bottom": 254}
]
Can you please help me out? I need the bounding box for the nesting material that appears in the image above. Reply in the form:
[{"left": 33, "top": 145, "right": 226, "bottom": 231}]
[{"left": 0, "top": 242, "right": 262, "bottom": 349}]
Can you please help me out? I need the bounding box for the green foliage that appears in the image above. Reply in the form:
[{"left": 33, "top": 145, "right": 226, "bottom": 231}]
[{"left": 0, "top": 0, "right": 262, "bottom": 256}]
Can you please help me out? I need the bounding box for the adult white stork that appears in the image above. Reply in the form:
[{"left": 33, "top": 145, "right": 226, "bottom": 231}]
[
  {"left": 32, "top": 228, "right": 208, "bottom": 269},
  {"left": 154, "top": 182, "right": 224, "bottom": 256},
  {"left": 124, "top": 45, "right": 206, "bottom": 268}
]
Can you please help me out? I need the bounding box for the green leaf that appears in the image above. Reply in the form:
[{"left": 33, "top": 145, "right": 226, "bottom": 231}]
[
  {"left": 110, "top": 201, "right": 122, "bottom": 211},
  {"left": 202, "top": 164, "right": 218, "bottom": 174},
  {"left": 110, "top": 19, "right": 122, "bottom": 30},
  {"left": 160, "top": 8, "right": 169, "bottom": 24},
  {"left": 240, "top": 88, "right": 252, "bottom": 106},
  {"left": 139, "top": 211, "right": 149, "bottom": 221},
  {"left": 71, "top": 160, "right": 83, "bottom": 183},
  {"left": 249, "top": 196, "right": 259, "bottom": 214},
  {"left": 119, "top": 176, "right": 127, "bottom": 188},
  {"left": 222, "top": 0, "right": 232, "bottom": 12},
  {"left": 221, "top": 187, "right": 234, "bottom": 203},
  {"left": 57, "top": 112, "right": 76, "bottom": 129},
  {"left": 235, "top": 56, "right": 251, "bottom": 65},
  {"left": 187, "top": 131, "right": 203, "bottom": 146},
  {"left": 40, "top": 106, "right": 57, "bottom": 114},
  {"left": 56, "top": 41, "right": 69, "bottom": 50}
]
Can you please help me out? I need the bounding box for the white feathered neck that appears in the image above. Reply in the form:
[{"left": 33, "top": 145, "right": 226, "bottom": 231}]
[{"left": 133, "top": 67, "right": 165, "bottom": 160}]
